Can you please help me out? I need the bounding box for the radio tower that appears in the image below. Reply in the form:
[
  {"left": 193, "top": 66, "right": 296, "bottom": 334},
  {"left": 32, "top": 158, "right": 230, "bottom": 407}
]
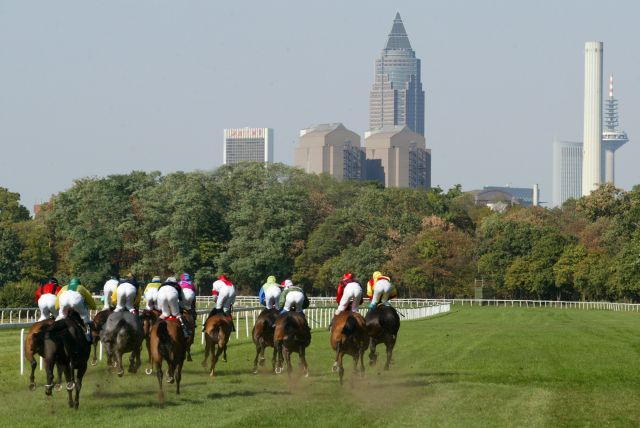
[{"left": 602, "top": 75, "right": 629, "bottom": 184}]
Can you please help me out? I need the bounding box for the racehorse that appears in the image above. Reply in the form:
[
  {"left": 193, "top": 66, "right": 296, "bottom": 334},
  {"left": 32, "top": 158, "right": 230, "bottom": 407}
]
[
  {"left": 139, "top": 309, "right": 160, "bottom": 374},
  {"left": 202, "top": 310, "right": 232, "bottom": 377},
  {"left": 365, "top": 305, "right": 400, "bottom": 370},
  {"left": 149, "top": 318, "right": 186, "bottom": 402},
  {"left": 100, "top": 311, "right": 144, "bottom": 377},
  {"left": 90, "top": 308, "right": 112, "bottom": 366},
  {"left": 330, "top": 311, "right": 368, "bottom": 385},
  {"left": 25, "top": 319, "right": 61, "bottom": 391},
  {"left": 43, "top": 310, "right": 91, "bottom": 409},
  {"left": 251, "top": 308, "right": 279, "bottom": 374},
  {"left": 274, "top": 311, "right": 311, "bottom": 378}
]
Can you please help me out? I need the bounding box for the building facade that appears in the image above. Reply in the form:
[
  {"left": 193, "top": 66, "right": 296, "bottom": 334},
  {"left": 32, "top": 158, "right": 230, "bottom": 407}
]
[
  {"left": 223, "top": 127, "right": 274, "bottom": 165},
  {"left": 369, "top": 13, "right": 425, "bottom": 136},
  {"left": 364, "top": 125, "right": 430, "bottom": 188},
  {"left": 294, "top": 123, "right": 364, "bottom": 180},
  {"left": 582, "top": 41, "right": 603, "bottom": 196},
  {"left": 553, "top": 140, "right": 583, "bottom": 207}
]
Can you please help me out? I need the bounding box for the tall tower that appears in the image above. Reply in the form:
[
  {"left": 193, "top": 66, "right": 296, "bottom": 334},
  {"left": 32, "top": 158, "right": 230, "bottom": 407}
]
[
  {"left": 581, "top": 41, "right": 603, "bottom": 196},
  {"left": 601, "top": 75, "right": 629, "bottom": 183},
  {"left": 369, "top": 13, "right": 425, "bottom": 136}
]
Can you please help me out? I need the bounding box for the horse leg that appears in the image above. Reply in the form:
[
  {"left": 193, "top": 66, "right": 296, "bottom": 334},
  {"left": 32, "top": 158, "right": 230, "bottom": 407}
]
[
  {"left": 211, "top": 344, "right": 223, "bottom": 377},
  {"left": 271, "top": 346, "right": 277, "bottom": 373},
  {"left": 299, "top": 345, "right": 309, "bottom": 378},
  {"left": 274, "top": 341, "right": 283, "bottom": 374},
  {"left": 359, "top": 345, "right": 366, "bottom": 377},
  {"left": 222, "top": 343, "right": 228, "bottom": 363},
  {"left": 91, "top": 338, "right": 98, "bottom": 366},
  {"left": 63, "top": 364, "right": 74, "bottom": 408},
  {"left": 55, "top": 362, "right": 63, "bottom": 391},
  {"left": 284, "top": 348, "right": 292, "bottom": 378},
  {"left": 368, "top": 337, "right": 378, "bottom": 366},
  {"left": 384, "top": 337, "right": 396, "bottom": 371},
  {"left": 333, "top": 342, "right": 341, "bottom": 372},
  {"left": 259, "top": 338, "right": 266, "bottom": 365},
  {"left": 155, "top": 360, "right": 164, "bottom": 403},
  {"left": 74, "top": 362, "right": 87, "bottom": 409},
  {"left": 44, "top": 357, "right": 55, "bottom": 396},
  {"left": 28, "top": 358, "right": 37, "bottom": 391},
  {"left": 252, "top": 342, "right": 261, "bottom": 374},
  {"left": 116, "top": 351, "right": 124, "bottom": 377},
  {"left": 175, "top": 361, "right": 183, "bottom": 395},
  {"left": 145, "top": 336, "right": 153, "bottom": 373},
  {"left": 337, "top": 350, "right": 345, "bottom": 386},
  {"left": 167, "top": 361, "right": 175, "bottom": 384},
  {"left": 202, "top": 337, "right": 210, "bottom": 369}
]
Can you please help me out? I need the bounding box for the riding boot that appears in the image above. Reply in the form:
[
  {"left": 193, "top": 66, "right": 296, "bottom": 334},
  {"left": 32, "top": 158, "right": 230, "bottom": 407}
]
[{"left": 179, "top": 318, "right": 191, "bottom": 338}]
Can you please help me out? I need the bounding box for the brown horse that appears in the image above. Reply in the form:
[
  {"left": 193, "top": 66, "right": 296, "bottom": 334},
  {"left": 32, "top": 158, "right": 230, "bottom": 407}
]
[
  {"left": 139, "top": 309, "right": 160, "bottom": 375},
  {"left": 365, "top": 305, "right": 400, "bottom": 370},
  {"left": 90, "top": 308, "right": 112, "bottom": 366},
  {"left": 251, "top": 308, "right": 279, "bottom": 374},
  {"left": 149, "top": 318, "right": 186, "bottom": 402},
  {"left": 43, "top": 310, "right": 91, "bottom": 409},
  {"left": 181, "top": 308, "right": 196, "bottom": 362},
  {"left": 330, "top": 311, "right": 368, "bottom": 385},
  {"left": 274, "top": 311, "right": 311, "bottom": 378},
  {"left": 25, "top": 319, "right": 62, "bottom": 391},
  {"left": 202, "top": 312, "right": 232, "bottom": 377}
]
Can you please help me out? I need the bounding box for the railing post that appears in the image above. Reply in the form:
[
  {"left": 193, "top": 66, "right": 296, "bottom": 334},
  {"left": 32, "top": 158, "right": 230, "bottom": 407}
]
[{"left": 20, "top": 328, "right": 25, "bottom": 375}]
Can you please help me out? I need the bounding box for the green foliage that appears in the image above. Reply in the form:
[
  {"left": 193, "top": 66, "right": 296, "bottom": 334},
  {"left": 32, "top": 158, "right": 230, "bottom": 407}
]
[
  {"left": 0, "top": 187, "right": 30, "bottom": 225},
  {"left": 0, "top": 225, "right": 23, "bottom": 286},
  {"left": 0, "top": 279, "right": 37, "bottom": 307}
]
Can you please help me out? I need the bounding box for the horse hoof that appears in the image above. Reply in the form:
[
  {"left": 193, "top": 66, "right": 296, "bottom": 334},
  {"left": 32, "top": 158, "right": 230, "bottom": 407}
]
[
  {"left": 117, "top": 371, "right": 124, "bottom": 378},
  {"left": 275, "top": 367, "right": 282, "bottom": 374},
  {"left": 305, "top": 372, "right": 309, "bottom": 378},
  {"left": 54, "top": 383, "right": 62, "bottom": 392},
  {"left": 332, "top": 363, "right": 339, "bottom": 373},
  {"left": 145, "top": 368, "right": 153, "bottom": 375},
  {"left": 91, "top": 359, "right": 98, "bottom": 367},
  {"left": 222, "top": 357, "right": 227, "bottom": 363},
  {"left": 66, "top": 382, "right": 75, "bottom": 391},
  {"left": 167, "top": 377, "right": 174, "bottom": 384},
  {"left": 252, "top": 369, "right": 258, "bottom": 374},
  {"left": 187, "top": 356, "right": 192, "bottom": 362},
  {"left": 29, "top": 382, "right": 36, "bottom": 391}
]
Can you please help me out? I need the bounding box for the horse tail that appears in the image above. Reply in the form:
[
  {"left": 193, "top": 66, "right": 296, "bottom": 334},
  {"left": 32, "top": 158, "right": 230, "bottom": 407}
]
[
  {"left": 341, "top": 314, "right": 358, "bottom": 336},
  {"left": 156, "top": 321, "right": 173, "bottom": 361}
]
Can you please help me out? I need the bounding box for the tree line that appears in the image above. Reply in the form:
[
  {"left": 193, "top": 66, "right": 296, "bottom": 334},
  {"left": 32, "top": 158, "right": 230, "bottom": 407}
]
[{"left": 1, "top": 162, "right": 639, "bottom": 306}]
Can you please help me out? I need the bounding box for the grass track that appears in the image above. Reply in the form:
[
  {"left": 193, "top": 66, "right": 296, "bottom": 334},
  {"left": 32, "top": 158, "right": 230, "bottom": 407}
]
[{"left": 1, "top": 307, "right": 639, "bottom": 427}]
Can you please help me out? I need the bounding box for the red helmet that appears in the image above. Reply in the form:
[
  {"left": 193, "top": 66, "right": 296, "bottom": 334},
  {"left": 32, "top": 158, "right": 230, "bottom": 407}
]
[{"left": 342, "top": 272, "right": 353, "bottom": 282}]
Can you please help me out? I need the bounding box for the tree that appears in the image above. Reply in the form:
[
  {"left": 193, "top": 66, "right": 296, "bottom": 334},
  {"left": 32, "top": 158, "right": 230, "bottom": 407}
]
[
  {"left": 0, "top": 187, "right": 30, "bottom": 225},
  {"left": 0, "top": 226, "right": 23, "bottom": 285}
]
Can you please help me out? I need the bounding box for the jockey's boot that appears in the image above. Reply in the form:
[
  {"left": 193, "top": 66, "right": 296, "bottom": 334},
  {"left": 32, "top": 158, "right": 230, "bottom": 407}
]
[{"left": 179, "top": 317, "right": 191, "bottom": 338}]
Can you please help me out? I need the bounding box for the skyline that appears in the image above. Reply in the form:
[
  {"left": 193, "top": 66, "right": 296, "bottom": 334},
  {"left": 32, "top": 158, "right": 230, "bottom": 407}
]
[{"left": 1, "top": 1, "right": 638, "bottom": 209}]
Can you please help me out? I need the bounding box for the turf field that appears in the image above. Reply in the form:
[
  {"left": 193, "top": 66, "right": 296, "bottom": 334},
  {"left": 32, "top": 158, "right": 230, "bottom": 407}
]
[{"left": 1, "top": 306, "right": 639, "bottom": 427}]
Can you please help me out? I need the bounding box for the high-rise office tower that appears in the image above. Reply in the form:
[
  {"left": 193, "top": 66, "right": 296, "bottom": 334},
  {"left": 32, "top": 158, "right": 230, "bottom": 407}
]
[
  {"left": 601, "top": 75, "right": 629, "bottom": 183},
  {"left": 364, "top": 125, "right": 430, "bottom": 188},
  {"left": 553, "top": 139, "right": 583, "bottom": 207},
  {"left": 369, "top": 13, "right": 425, "bottom": 136},
  {"left": 223, "top": 128, "right": 274, "bottom": 165},
  {"left": 581, "top": 42, "right": 603, "bottom": 196},
  {"left": 294, "top": 123, "right": 364, "bottom": 180}
]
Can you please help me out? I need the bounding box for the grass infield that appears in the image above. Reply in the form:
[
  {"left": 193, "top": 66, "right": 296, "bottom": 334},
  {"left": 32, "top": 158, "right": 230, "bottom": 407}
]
[{"left": 1, "top": 306, "right": 639, "bottom": 427}]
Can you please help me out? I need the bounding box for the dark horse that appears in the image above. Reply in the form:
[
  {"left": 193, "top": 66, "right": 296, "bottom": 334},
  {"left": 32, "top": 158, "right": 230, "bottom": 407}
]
[
  {"left": 365, "top": 305, "right": 400, "bottom": 370},
  {"left": 150, "top": 318, "right": 186, "bottom": 403},
  {"left": 139, "top": 309, "right": 160, "bottom": 375},
  {"left": 202, "top": 310, "right": 232, "bottom": 377},
  {"left": 330, "top": 311, "right": 368, "bottom": 385},
  {"left": 25, "top": 319, "right": 62, "bottom": 391},
  {"left": 182, "top": 308, "right": 196, "bottom": 362},
  {"left": 251, "top": 308, "right": 279, "bottom": 374},
  {"left": 90, "top": 308, "right": 112, "bottom": 366},
  {"left": 274, "top": 311, "right": 311, "bottom": 378},
  {"left": 100, "top": 311, "right": 144, "bottom": 376},
  {"left": 43, "top": 310, "right": 91, "bottom": 409}
]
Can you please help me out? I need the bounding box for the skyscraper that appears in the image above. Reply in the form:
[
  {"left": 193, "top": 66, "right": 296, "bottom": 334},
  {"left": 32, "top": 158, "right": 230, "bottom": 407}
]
[
  {"left": 581, "top": 41, "right": 603, "bottom": 196},
  {"left": 294, "top": 123, "right": 364, "bottom": 180},
  {"left": 369, "top": 13, "right": 425, "bottom": 136},
  {"left": 553, "top": 139, "right": 583, "bottom": 207},
  {"left": 223, "top": 128, "right": 274, "bottom": 165},
  {"left": 601, "top": 75, "right": 629, "bottom": 183}
]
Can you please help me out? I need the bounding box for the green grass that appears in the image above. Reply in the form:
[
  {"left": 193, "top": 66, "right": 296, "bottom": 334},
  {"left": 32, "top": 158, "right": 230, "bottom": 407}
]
[{"left": 2, "top": 307, "right": 640, "bottom": 427}]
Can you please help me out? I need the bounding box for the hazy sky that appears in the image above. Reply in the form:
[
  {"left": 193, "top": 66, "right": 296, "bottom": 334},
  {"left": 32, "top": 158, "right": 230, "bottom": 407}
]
[{"left": 1, "top": 0, "right": 638, "bottom": 209}]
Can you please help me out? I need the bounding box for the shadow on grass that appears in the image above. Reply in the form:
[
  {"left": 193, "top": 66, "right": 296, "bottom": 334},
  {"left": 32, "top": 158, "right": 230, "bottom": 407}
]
[{"left": 207, "top": 389, "right": 291, "bottom": 400}]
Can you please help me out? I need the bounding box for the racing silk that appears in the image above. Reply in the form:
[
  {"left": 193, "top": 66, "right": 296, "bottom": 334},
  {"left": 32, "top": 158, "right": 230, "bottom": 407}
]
[
  {"left": 366, "top": 275, "right": 396, "bottom": 299},
  {"left": 179, "top": 275, "right": 196, "bottom": 292},
  {"left": 111, "top": 281, "right": 142, "bottom": 307},
  {"left": 211, "top": 277, "right": 233, "bottom": 297},
  {"left": 143, "top": 281, "right": 161, "bottom": 295},
  {"left": 55, "top": 284, "right": 96, "bottom": 310},
  {"left": 336, "top": 279, "right": 349, "bottom": 304},
  {"left": 260, "top": 276, "right": 279, "bottom": 305},
  {"left": 35, "top": 282, "right": 61, "bottom": 303},
  {"left": 160, "top": 280, "right": 185, "bottom": 301},
  {"left": 279, "top": 286, "right": 308, "bottom": 309}
]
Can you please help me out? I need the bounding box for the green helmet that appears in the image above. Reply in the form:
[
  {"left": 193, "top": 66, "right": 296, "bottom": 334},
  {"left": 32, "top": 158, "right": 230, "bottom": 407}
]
[{"left": 69, "top": 278, "right": 81, "bottom": 291}]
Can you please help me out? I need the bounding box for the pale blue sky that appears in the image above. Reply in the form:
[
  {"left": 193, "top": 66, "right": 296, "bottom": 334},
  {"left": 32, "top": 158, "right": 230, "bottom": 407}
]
[{"left": 1, "top": 0, "right": 638, "bottom": 209}]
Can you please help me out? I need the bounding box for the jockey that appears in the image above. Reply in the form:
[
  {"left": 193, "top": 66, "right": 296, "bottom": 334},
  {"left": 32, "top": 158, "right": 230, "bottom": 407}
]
[
  {"left": 335, "top": 272, "right": 363, "bottom": 315},
  {"left": 112, "top": 274, "right": 142, "bottom": 314},
  {"left": 35, "top": 277, "right": 61, "bottom": 321},
  {"left": 211, "top": 274, "right": 236, "bottom": 331},
  {"left": 367, "top": 271, "right": 397, "bottom": 309},
  {"left": 179, "top": 273, "right": 197, "bottom": 312},
  {"left": 156, "top": 277, "right": 191, "bottom": 337},
  {"left": 102, "top": 276, "right": 119, "bottom": 310},
  {"left": 259, "top": 275, "right": 282, "bottom": 310},
  {"left": 55, "top": 278, "right": 96, "bottom": 341},
  {"left": 279, "top": 280, "right": 308, "bottom": 315},
  {"left": 143, "top": 276, "right": 162, "bottom": 311}
]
